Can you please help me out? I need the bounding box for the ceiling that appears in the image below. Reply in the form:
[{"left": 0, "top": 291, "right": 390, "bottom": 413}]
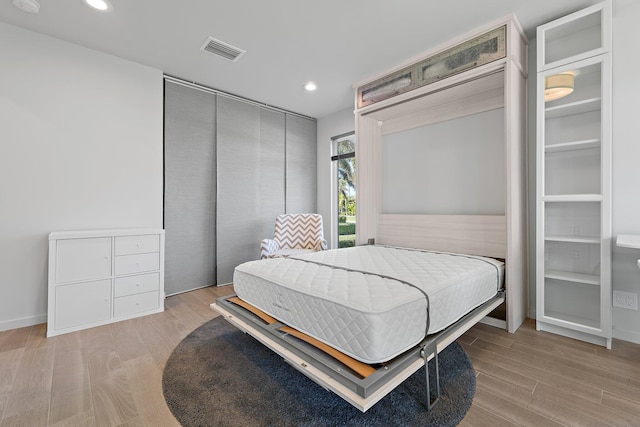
[{"left": 0, "top": 0, "right": 602, "bottom": 118}]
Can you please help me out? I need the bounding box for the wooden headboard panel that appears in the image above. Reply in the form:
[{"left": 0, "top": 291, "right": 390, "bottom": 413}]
[{"left": 376, "top": 214, "right": 506, "bottom": 259}]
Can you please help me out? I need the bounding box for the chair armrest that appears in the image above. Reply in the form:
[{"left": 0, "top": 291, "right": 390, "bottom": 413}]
[
  {"left": 260, "top": 239, "right": 280, "bottom": 259},
  {"left": 319, "top": 239, "right": 328, "bottom": 251}
]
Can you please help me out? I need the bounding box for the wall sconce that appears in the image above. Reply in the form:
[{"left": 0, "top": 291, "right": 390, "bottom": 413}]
[{"left": 544, "top": 72, "right": 575, "bottom": 102}]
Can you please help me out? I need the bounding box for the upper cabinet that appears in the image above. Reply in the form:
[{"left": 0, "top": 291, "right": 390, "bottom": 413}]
[
  {"left": 355, "top": 20, "right": 524, "bottom": 110},
  {"left": 536, "top": 0, "right": 612, "bottom": 348},
  {"left": 537, "top": 1, "right": 612, "bottom": 72}
]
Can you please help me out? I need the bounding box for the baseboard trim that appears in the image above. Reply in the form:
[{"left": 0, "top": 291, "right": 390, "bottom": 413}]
[
  {"left": 165, "top": 284, "right": 216, "bottom": 297},
  {"left": 0, "top": 314, "right": 47, "bottom": 333},
  {"left": 613, "top": 326, "right": 640, "bottom": 345}
]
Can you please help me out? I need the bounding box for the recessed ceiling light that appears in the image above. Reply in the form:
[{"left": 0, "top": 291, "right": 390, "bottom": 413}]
[
  {"left": 12, "top": 0, "right": 40, "bottom": 14},
  {"left": 82, "top": 0, "right": 113, "bottom": 12},
  {"left": 304, "top": 82, "right": 317, "bottom": 91}
]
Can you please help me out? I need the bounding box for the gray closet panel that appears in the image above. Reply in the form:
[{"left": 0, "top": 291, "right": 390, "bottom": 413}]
[
  {"left": 216, "top": 96, "right": 285, "bottom": 285},
  {"left": 258, "top": 108, "right": 287, "bottom": 239},
  {"left": 164, "top": 82, "right": 216, "bottom": 295},
  {"left": 286, "top": 115, "right": 317, "bottom": 213}
]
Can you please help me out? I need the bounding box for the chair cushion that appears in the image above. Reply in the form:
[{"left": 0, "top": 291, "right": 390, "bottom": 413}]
[{"left": 274, "top": 214, "right": 324, "bottom": 250}]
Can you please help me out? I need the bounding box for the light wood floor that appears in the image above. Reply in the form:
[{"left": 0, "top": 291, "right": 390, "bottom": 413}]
[{"left": 1, "top": 286, "right": 639, "bottom": 426}]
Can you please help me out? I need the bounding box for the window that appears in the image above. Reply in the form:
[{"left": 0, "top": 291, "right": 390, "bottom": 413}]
[{"left": 331, "top": 132, "right": 356, "bottom": 248}]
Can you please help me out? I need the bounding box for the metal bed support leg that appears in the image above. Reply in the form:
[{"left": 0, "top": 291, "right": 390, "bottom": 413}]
[{"left": 422, "top": 344, "right": 440, "bottom": 411}]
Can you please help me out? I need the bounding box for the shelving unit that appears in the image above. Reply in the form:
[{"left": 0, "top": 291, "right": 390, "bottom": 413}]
[{"left": 536, "top": 1, "right": 612, "bottom": 348}]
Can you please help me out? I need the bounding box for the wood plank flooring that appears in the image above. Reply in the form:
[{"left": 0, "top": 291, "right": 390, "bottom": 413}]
[{"left": 0, "top": 286, "right": 638, "bottom": 426}]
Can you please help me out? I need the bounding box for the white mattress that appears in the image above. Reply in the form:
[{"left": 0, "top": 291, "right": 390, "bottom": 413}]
[{"left": 233, "top": 245, "right": 503, "bottom": 364}]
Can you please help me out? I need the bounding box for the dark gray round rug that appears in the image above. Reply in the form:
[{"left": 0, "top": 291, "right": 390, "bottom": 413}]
[{"left": 162, "top": 316, "right": 475, "bottom": 426}]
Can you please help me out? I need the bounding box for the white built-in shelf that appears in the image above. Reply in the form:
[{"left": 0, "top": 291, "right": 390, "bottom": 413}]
[
  {"left": 543, "top": 194, "right": 602, "bottom": 202},
  {"left": 616, "top": 235, "right": 640, "bottom": 249},
  {"left": 536, "top": 0, "right": 611, "bottom": 350},
  {"left": 545, "top": 97, "right": 601, "bottom": 119},
  {"left": 545, "top": 269, "right": 600, "bottom": 286},
  {"left": 545, "top": 139, "right": 601, "bottom": 153},
  {"left": 545, "top": 235, "right": 600, "bottom": 244}
]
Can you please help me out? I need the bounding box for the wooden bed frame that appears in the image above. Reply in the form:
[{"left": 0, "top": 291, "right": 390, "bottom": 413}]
[{"left": 212, "top": 291, "right": 504, "bottom": 412}]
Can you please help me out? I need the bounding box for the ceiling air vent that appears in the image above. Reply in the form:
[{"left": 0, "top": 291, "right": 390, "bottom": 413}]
[{"left": 200, "top": 37, "right": 246, "bottom": 62}]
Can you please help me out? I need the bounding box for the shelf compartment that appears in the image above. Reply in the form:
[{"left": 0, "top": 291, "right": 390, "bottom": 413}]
[
  {"left": 540, "top": 3, "right": 607, "bottom": 69},
  {"left": 542, "top": 311, "right": 601, "bottom": 330},
  {"left": 544, "top": 147, "right": 601, "bottom": 196},
  {"left": 544, "top": 240, "right": 601, "bottom": 277},
  {"left": 543, "top": 277, "right": 601, "bottom": 327},
  {"left": 544, "top": 201, "right": 600, "bottom": 239},
  {"left": 545, "top": 109, "right": 600, "bottom": 146},
  {"left": 544, "top": 62, "right": 602, "bottom": 108}
]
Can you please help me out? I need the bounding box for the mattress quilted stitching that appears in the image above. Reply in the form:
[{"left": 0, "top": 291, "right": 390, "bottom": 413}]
[{"left": 234, "top": 246, "right": 502, "bottom": 364}]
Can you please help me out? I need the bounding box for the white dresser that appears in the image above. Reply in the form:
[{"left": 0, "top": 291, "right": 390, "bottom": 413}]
[{"left": 47, "top": 228, "right": 165, "bottom": 337}]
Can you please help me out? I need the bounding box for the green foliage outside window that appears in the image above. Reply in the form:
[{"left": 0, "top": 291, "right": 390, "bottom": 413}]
[{"left": 335, "top": 135, "right": 356, "bottom": 248}]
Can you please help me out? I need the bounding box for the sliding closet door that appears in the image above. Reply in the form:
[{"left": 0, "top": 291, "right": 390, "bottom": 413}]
[
  {"left": 258, "top": 109, "right": 287, "bottom": 236},
  {"left": 216, "top": 96, "right": 285, "bottom": 285},
  {"left": 286, "top": 115, "right": 317, "bottom": 213},
  {"left": 164, "top": 82, "right": 216, "bottom": 295}
]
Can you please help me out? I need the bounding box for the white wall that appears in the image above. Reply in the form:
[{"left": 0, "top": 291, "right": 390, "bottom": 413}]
[
  {"left": 316, "top": 107, "right": 356, "bottom": 248},
  {"left": 0, "top": 23, "right": 163, "bottom": 331}
]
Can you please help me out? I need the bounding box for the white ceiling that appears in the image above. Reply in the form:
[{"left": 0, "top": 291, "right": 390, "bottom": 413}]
[{"left": 0, "top": 0, "right": 601, "bottom": 118}]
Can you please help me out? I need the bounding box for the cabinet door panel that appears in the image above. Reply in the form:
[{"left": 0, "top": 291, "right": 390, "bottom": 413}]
[
  {"left": 55, "top": 279, "right": 111, "bottom": 330},
  {"left": 56, "top": 238, "right": 112, "bottom": 283}
]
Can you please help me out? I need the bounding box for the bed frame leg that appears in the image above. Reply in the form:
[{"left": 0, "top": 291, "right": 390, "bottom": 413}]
[{"left": 423, "top": 346, "right": 440, "bottom": 411}]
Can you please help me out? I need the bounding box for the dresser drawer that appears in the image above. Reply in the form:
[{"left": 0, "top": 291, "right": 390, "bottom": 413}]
[
  {"left": 114, "top": 272, "right": 159, "bottom": 298},
  {"left": 115, "top": 234, "right": 160, "bottom": 256},
  {"left": 114, "top": 253, "right": 160, "bottom": 275},
  {"left": 114, "top": 291, "right": 159, "bottom": 318}
]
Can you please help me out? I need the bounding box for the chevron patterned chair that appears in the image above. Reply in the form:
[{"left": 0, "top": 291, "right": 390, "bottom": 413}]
[{"left": 260, "top": 213, "right": 328, "bottom": 259}]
